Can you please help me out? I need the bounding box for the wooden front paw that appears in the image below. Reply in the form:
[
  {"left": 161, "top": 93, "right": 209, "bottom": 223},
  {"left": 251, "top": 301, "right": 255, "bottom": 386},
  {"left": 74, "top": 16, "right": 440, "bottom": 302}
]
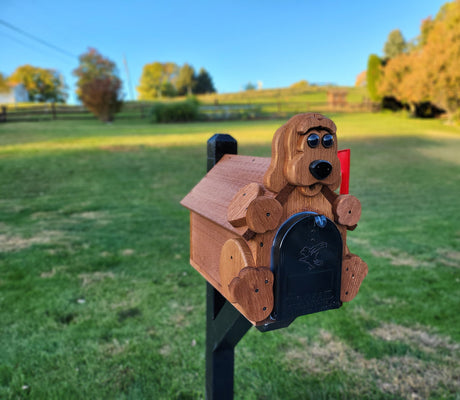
[{"left": 228, "top": 267, "right": 274, "bottom": 322}]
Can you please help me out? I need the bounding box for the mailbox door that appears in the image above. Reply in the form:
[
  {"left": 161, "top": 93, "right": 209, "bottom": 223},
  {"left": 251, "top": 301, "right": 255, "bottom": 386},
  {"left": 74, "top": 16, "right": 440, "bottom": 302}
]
[{"left": 270, "top": 212, "right": 342, "bottom": 322}]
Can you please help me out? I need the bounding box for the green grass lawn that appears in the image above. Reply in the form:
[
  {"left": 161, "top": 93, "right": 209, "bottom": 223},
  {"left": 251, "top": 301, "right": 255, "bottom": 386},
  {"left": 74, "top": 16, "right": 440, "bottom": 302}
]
[{"left": 0, "top": 113, "right": 459, "bottom": 399}]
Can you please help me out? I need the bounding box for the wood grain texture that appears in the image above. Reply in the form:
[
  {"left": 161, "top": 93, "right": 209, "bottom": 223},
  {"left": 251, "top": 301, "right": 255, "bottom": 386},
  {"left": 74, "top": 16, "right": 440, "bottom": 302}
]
[
  {"left": 341, "top": 254, "right": 368, "bottom": 302},
  {"left": 264, "top": 113, "right": 338, "bottom": 193},
  {"left": 228, "top": 267, "right": 274, "bottom": 322},
  {"left": 227, "top": 183, "right": 263, "bottom": 227},
  {"left": 246, "top": 196, "right": 283, "bottom": 233},
  {"left": 333, "top": 195, "right": 362, "bottom": 227},
  {"left": 181, "top": 154, "right": 272, "bottom": 239},
  {"left": 190, "top": 213, "right": 236, "bottom": 290},
  {"left": 247, "top": 230, "right": 276, "bottom": 268},
  {"left": 189, "top": 213, "right": 268, "bottom": 326},
  {"left": 219, "top": 238, "right": 255, "bottom": 300},
  {"left": 284, "top": 186, "right": 334, "bottom": 221},
  {"left": 182, "top": 113, "right": 369, "bottom": 324}
]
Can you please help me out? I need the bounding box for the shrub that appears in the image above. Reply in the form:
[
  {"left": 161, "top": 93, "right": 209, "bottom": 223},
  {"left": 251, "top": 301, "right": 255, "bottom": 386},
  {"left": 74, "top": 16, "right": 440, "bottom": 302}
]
[{"left": 150, "top": 98, "right": 199, "bottom": 123}]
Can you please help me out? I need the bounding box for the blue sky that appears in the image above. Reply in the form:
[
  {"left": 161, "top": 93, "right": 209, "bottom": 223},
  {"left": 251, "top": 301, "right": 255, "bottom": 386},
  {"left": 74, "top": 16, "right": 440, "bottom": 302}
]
[{"left": 1, "top": 0, "right": 447, "bottom": 103}]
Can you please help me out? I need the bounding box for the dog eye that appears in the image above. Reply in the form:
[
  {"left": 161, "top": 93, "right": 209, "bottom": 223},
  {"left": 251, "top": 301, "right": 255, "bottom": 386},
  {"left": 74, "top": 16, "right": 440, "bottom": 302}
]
[
  {"left": 307, "top": 134, "right": 320, "bottom": 148},
  {"left": 322, "top": 134, "right": 334, "bottom": 148}
]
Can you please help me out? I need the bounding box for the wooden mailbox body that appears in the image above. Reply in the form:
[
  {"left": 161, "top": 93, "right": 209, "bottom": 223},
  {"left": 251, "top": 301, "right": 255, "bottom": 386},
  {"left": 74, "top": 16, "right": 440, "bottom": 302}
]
[{"left": 181, "top": 113, "right": 368, "bottom": 327}]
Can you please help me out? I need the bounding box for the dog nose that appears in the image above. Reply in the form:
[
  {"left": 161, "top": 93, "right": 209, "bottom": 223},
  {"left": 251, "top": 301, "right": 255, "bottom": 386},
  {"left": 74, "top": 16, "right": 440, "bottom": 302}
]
[{"left": 309, "top": 160, "right": 332, "bottom": 180}]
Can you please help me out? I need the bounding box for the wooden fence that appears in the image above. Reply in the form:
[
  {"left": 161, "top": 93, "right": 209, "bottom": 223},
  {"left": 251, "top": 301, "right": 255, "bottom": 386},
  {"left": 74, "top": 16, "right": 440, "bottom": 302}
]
[{"left": 0, "top": 101, "right": 378, "bottom": 123}]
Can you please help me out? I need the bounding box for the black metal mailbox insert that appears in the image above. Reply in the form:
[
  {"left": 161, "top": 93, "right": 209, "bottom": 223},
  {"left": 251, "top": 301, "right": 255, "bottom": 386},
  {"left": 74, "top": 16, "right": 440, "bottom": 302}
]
[{"left": 270, "top": 212, "right": 343, "bottom": 323}]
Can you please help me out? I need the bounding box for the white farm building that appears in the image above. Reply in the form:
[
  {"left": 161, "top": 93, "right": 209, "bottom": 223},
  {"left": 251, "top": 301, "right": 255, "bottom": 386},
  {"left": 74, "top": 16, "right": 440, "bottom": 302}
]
[{"left": 0, "top": 84, "right": 29, "bottom": 104}]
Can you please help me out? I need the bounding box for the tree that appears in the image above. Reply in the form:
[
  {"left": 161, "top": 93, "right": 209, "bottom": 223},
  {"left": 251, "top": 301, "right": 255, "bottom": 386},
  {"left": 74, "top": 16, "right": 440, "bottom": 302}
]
[
  {"left": 355, "top": 71, "right": 367, "bottom": 87},
  {"left": 194, "top": 68, "right": 216, "bottom": 94},
  {"left": 417, "top": 0, "right": 460, "bottom": 118},
  {"left": 366, "top": 54, "right": 383, "bottom": 101},
  {"left": 378, "top": 52, "right": 424, "bottom": 108},
  {"left": 9, "top": 65, "right": 67, "bottom": 102},
  {"left": 244, "top": 82, "right": 256, "bottom": 91},
  {"left": 418, "top": 17, "right": 435, "bottom": 47},
  {"left": 0, "top": 73, "right": 9, "bottom": 93},
  {"left": 176, "top": 63, "right": 196, "bottom": 96},
  {"left": 289, "top": 80, "right": 309, "bottom": 90},
  {"left": 79, "top": 77, "right": 122, "bottom": 122},
  {"left": 137, "top": 62, "right": 179, "bottom": 99},
  {"left": 378, "top": 0, "right": 460, "bottom": 120},
  {"left": 73, "top": 48, "right": 123, "bottom": 122},
  {"left": 383, "top": 29, "right": 407, "bottom": 59}
]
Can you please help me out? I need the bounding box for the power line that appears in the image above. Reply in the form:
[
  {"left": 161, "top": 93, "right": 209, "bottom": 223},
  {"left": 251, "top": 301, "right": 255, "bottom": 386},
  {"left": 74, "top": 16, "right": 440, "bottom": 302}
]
[
  {"left": 0, "top": 19, "right": 76, "bottom": 59},
  {"left": 0, "top": 29, "right": 75, "bottom": 66}
]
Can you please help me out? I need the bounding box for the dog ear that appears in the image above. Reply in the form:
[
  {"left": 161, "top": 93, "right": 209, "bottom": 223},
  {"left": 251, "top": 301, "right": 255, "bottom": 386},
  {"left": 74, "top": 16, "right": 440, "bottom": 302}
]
[
  {"left": 263, "top": 123, "right": 289, "bottom": 192},
  {"left": 264, "top": 114, "right": 314, "bottom": 192}
]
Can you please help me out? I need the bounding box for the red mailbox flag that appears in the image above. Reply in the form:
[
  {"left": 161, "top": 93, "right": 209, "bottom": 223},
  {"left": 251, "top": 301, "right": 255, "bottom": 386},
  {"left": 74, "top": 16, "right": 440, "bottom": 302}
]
[{"left": 338, "top": 149, "right": 350, "bottom": 195}]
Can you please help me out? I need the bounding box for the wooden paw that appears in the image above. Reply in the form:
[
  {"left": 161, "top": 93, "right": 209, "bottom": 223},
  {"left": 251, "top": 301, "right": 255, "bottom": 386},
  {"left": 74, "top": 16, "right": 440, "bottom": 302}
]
[
  {"left": 219, "top": 238, "right": 255, "bottom": 299},
  {"left": 227, "top": 183, "right": 263, "bottom": 227},
  {"left": 227, "top": 182, "right": 282, "bottom": 233},
  {"left": 228, "top": 267, "right": 274, "bottom": 322},
  {"left": 341, "top": 254, "right": 368, "bottom": 302},
  {"left": 333, "top": 195, "right": 361, "bottom": 227},
  {"left": 246, "top": 196, "right": 282, "bottom": 233}
]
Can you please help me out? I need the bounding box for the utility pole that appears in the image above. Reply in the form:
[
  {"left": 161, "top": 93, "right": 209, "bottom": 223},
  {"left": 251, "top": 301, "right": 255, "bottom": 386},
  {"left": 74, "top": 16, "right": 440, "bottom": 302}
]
[{"left": 123, "top": 54, "right": 135, "bottom": 101}]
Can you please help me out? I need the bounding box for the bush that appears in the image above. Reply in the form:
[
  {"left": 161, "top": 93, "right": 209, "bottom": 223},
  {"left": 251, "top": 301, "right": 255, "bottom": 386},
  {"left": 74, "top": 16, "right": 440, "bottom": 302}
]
[{"left": 150, "top": 98, "right": 199, "bottom": 123}]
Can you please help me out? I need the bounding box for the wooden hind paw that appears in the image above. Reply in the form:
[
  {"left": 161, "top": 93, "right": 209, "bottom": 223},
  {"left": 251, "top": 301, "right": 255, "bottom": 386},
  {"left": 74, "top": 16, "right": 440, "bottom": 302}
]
[
  {"left": 228, "top": 267, "right": 274, "bottom": 322},
  {"left": 341, "top": 254, "right": 368, "bottom": 302}
]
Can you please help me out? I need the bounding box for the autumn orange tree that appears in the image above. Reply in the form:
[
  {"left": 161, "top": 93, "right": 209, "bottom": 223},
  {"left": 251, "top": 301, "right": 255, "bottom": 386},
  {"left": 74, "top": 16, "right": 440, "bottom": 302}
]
[
  {"left": 378, "top": 0, "right": 460, "bottom": 120},
  {"left": 73, "top": 48, "right": 123, "bottom": 122}
]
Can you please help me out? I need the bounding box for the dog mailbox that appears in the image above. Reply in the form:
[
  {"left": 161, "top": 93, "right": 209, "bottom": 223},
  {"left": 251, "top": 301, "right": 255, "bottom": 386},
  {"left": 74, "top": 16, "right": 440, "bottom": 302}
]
[{"left": 181, "top": 113, "right": 368, "bottom": 327}]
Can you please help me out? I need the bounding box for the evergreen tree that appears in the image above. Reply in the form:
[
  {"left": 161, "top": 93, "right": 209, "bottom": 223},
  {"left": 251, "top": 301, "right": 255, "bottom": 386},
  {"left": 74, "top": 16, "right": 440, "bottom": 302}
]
[{"left": 194, "top": 68, "right": 216, "bottom": 94}]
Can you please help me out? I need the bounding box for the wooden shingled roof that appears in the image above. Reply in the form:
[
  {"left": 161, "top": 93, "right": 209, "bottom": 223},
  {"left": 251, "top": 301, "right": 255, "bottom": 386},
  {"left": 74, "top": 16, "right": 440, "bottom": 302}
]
[{"left": 180, "top": 154, "right": 271, "bottom": 237}]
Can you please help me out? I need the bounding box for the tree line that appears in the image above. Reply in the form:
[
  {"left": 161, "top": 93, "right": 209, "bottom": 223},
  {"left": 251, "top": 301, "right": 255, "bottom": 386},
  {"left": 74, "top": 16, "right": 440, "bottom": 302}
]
[
  {"left": 1, "top": 51, "right": 216, "bottom": 121},
  {"left": 137, "top": 62, "right": 215, "bottom": 99},
  {"left": 366, "top": 0, "right": 460, "bottom": 120}
]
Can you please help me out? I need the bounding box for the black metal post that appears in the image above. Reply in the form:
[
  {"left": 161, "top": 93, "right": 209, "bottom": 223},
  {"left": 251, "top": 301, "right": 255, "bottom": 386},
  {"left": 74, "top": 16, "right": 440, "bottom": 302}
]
[{"left": 205, "top": 134, "right": 252, "bottom": 400}]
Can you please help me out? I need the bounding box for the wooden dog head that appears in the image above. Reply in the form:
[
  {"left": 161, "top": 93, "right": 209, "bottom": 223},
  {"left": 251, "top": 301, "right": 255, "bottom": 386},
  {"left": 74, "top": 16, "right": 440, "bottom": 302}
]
[{"left": 264, "top": 113, "right": 341, "bottom": 196}]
